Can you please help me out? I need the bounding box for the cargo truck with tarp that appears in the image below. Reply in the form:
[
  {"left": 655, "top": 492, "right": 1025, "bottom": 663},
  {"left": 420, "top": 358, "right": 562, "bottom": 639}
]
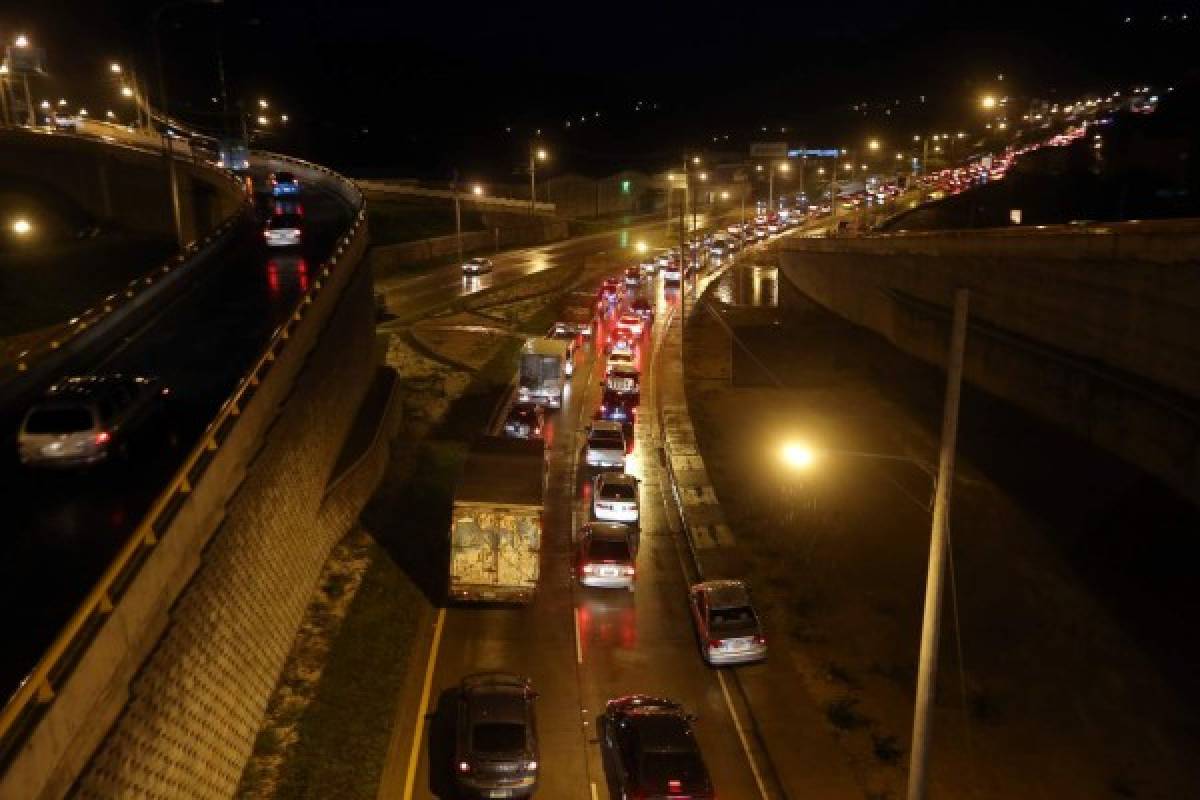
[{"left": 448, "top": 437, "right": 546, "bottom": 603}]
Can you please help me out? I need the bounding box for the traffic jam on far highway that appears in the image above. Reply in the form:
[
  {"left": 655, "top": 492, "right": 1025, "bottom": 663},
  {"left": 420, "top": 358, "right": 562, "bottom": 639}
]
[{"left": 438, "top": 211, "right": 803, "bottom": 800}]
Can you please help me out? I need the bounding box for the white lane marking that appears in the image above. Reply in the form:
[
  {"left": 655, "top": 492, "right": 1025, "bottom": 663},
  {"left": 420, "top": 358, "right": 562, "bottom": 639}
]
[
  {"left": 402, "top": 607, "right": 446, "bottom": 800},
  {"left": 590, "top": 781, "right": 599, "bottom": 800},
  {"left": 716, "top": 668, "right": 771, "bottom": 800},
  {"left": 574, "top": 605, "right": 583, "bottom": 664}
]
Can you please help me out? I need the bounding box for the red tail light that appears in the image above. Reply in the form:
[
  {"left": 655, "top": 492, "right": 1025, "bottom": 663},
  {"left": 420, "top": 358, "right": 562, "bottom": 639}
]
[
  {"left": 457, "top": 761, "right": 471, "bottom": 774},
  {"left": 622, "top": 566, "right": 635, "bottom": 576},
  {"left": 754, "top": 634, "right": 767, "bottom": 645},
  {"left": 582, "top": 564, "right": 595, "bottom": 575},
  {"left": 94, "top": 431, "right": 111, "bottom": 446},
  {"left": 668, "top": 778, "right": 683, "bottom": 793},
  {"left": 708, "top": 638, "right": 724, "bottom": 649}
]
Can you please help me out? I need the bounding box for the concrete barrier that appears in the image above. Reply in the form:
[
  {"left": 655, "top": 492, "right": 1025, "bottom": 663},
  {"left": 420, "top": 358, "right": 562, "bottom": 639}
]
[
  {"left": 0, "top": 153, "right": 371, "bottom": 799},
  {"left": 359, "top": 179, "right": 556, "bottom": 213},
  {"left": 777, "top": 226, "right": 1200, "bottom": 503}
]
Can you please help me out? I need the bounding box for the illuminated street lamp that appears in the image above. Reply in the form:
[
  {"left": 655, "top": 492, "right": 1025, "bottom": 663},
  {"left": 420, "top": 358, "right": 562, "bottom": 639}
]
[
  {"left": 110, "top": 62, "right": 123, "bottom": 74},
  {"left": 121, "top": 86, "right": 134, "bottom": 98},
  {"left": 529, "top": 143, "right": 549, "bottom": 215},
  {"left": 981, "top": 94, "right": 997, "bottom": 110},
  {"left": 256, "top": 115, "right": 269, "bottom": 126},
  {"left": 472, "top": 184, "right": 484, "bottom": 196},
  {"left": 769, "top": 161, "right": 789, "bottom": 210},
  {"left": 635, "top": 240, "right": 649, "bottom": 254},
  {"left": 11, "top": 217, "right": 33, "bottom": 236},
  {"left": 14, "top": 34, "right": 29, "bottom": 48},
  {"left": 258, "top": 98, "right": 268, "bottom": 109},
  {"left": 868, "top": 139, "right": 881, "bottom": 151}
]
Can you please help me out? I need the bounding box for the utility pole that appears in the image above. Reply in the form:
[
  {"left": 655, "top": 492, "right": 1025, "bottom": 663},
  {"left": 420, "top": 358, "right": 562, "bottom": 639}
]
[
  {"left": 21, "top": 73, "right": 34, "bottom": 126},
  {"left": 528, "top": 142, "right": 537, "bottom": 216},
  {"left": 768, "top": 166, "right": 774, "bottom": 213},
  {"left": 151, "top": 6, "right": 186, "bottom": 249},
  {"left": 0, "top": 71, "right": 10, "bottom": 126},
  {"left": 907, "top": 288, "right": 970, "bottom": 800},
  {"left": 679, "top": 156, "right": 689, "bottom": 364},
  {"left": 453, "top": 170, "right": 463, "bottom": 268}
]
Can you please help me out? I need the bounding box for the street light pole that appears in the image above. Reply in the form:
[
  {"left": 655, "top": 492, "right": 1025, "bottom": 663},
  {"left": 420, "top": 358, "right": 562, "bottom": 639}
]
[
  {"left": 151, "top": 6, "right": 186, "bottom": 249},
  {"left": 453, "top": 170, "right": 463, "bottom": 268},
  {"left": 907, "top": 288, "right": 970, "bottom": 800},
  {"left": 528, "top": 142, "right": 537, "bottom": 216}
]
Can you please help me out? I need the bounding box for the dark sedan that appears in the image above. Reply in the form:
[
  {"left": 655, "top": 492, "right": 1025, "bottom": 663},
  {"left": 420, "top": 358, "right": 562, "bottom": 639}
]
[
  {"left": 456, "top": 673, "right": 540, "bottom": 798},
  {"left": 603, "top": 695, "right": 714, "bottom": 800}
]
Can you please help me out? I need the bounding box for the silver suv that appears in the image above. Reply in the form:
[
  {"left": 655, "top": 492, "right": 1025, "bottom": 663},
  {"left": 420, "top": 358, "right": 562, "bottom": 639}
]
[{"left": 18, "top": 374, "right": 167, "bottom": 468}]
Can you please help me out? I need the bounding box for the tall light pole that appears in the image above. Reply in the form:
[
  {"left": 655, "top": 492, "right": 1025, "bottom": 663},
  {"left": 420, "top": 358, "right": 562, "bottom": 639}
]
[
  {"left": 13, "top": 35, "right": 36, "bottom": 126},
  {"left": 529, "top": 143, "right": 547, "bottom": 216},
  {"left": 769, "top": 161, "right": 790, "bottom": 212},
  {"left": 151, "top": 0, "right": 222, "bottom": 249},
  {"left": 453, "top": 170, "right": 463, "bottom": 268},
  {"left": 907, "top": 288, "right": 970, "bottom": 800}
]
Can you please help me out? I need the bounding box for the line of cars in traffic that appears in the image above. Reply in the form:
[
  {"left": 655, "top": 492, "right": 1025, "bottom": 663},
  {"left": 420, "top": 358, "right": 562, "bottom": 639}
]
[{"left": 448, "top": 235, "right": 774, "bottom": 798}]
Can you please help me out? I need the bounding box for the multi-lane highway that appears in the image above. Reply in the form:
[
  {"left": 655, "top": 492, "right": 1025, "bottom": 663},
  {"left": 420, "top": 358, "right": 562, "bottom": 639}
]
[
  {"left": 377, "top": 213, "right": 727, "bottom": 322},
  {"left": 404, "top": 264, "right": 772, "bottom": 798},
  {"left": 0, "top": 172, "right": 356, "bottom": 699}
]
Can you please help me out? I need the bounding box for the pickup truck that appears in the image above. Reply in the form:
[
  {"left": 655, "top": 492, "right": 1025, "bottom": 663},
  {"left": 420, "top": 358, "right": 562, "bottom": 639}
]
[{"left": 449, "top": 437, "right": 546, "bottom": 603}]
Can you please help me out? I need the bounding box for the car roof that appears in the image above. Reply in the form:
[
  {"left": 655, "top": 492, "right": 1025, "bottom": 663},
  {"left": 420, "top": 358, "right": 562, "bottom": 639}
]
[
  {"left": 590, "top": 420, "right": 623, "bottom": 434},
  {"left": 629, "top": 714, "right": 696, "bottom": 751},
  {"left": 695, "top": 580, "right": 752, "bottom": 609}
]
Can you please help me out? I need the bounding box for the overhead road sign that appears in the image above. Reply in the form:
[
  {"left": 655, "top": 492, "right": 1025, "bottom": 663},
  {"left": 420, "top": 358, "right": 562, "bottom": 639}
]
[{"left": 788, "top": 148, "right": 840, "bottom": 158}]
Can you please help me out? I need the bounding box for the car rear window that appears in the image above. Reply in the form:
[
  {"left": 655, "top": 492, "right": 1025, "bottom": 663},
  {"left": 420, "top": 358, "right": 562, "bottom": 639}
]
[
  {"left": 25, "top": 406, "right": 93, "bottom": 434},
  {"left": 601, "top": 483, "right": 636, "bottom": 500},
  {"left": 589, "top": 432, "right": 623, "bottom": 447},
  {"left": 710, "top": 605, "right": 756, "bottom": 629},
  {"left": 270, "top": 214, "right": 303, "bottom": 228},
  {"left": 472, "top": 721, "right": 526, "bottom": 753},
  {"left": 275, "top": 172, "right": 296, "bottom": 182},
  {"left": 586, "top": 537, "right": 630, "bottom": 561},
  {"left": 639, "top": 751, "right": 708, "bottom": 789}
]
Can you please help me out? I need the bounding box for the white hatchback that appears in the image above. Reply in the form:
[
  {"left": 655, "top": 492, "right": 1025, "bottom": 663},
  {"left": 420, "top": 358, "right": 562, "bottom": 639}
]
[{"left": 592, "top": 472, "right": 639, "bottom": 522}]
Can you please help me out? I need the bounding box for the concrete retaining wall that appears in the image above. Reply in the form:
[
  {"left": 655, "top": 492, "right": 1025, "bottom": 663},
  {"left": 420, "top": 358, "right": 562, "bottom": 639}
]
[
  {"left": 777, "top": 229, "right": 1200, "bottom": 503},
  {"left": 72, "top": 264, "right": 381, "bottom": 799},
  {"left": 369, "top": 218, "right": 570, "bottom": 274}
]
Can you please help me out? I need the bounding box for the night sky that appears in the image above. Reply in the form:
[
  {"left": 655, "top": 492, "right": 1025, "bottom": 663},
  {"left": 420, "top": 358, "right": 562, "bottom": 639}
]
[{"left": 9, "top": 1, "right": 1196, "bottom": 177}]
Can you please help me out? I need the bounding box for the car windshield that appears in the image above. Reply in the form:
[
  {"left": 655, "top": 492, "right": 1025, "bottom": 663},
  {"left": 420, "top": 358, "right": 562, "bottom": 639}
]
[
  {"left": 601, "top": 482, "right": 636, "bottom": 500},
  {"left": 586, "top": 537, "right": 630, "bottom": 561},
  {"left": 639, "top": 751, "right": 708, "bottom": 789},
  {"left": 472, "top": 721, "right": 526, "bottom": 754},
  {"left": 710, "top": 605, "right": 757, "bottom": 630},
  {"left": 25, "top": 406, "right": 93, "bottom": 434}
]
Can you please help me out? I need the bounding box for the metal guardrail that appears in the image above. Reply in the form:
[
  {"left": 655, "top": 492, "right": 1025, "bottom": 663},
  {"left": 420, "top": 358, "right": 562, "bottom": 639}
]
[{"left": 0, "top": 150, "right": 367, "bottom": 765}]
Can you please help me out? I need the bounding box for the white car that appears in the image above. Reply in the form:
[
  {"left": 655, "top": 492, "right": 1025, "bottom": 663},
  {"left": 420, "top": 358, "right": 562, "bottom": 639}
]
[
  {"left": 264, "top": 213, "right": 303, "bottom": 247},
  {"left": 592, "top": 473, "right": 639, "bottom": 522},
  {"left": 605, "top": 350, "right": 636, "bottom": 374},
  {"left": 462, "top": 257, "right": 493, "bottom": 275},
  {"left": 689, "top": 580, "right": 767, "bottom": 665},
  {"left": 584, "top": 421, "right": 626, "bottom": 470}
]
